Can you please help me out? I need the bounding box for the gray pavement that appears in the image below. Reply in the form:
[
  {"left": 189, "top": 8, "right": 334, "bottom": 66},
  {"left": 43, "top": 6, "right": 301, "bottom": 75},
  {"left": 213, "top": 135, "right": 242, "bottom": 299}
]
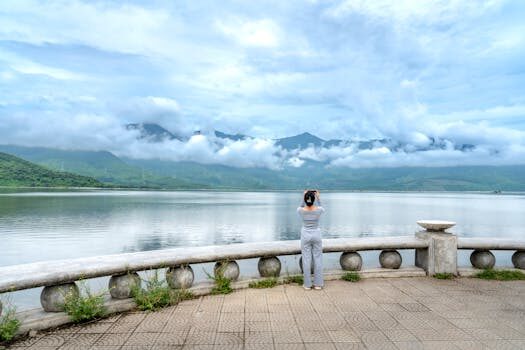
[{"left": 8, "top": 277, "right": 525, "bottom": 349}]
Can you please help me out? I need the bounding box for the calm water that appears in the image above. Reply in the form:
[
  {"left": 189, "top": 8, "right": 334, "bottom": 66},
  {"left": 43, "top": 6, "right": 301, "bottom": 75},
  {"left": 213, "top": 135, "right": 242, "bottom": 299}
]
[{"left": 1, "top": 190, "right": 524, "bottom": 309}]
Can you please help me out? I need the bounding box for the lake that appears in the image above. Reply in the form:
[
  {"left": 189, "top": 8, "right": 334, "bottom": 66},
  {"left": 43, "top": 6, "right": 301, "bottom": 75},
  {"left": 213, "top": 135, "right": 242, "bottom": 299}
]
[{"left": 1, "top": 190, "right": 524, "bottom": 309}]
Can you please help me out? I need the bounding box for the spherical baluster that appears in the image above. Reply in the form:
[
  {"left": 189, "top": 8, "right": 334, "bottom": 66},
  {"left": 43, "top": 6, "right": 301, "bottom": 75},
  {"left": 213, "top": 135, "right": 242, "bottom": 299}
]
[
  {"left": 379, "top": 250, "right": 402, "bottom": 269},
  {"left": 340, "top": 252, "right": 363, "bottom": 271},
  {"left": 214, "top": 261, "right": 240, "bottom": 281},
  {"left": 40, "top": 283, "right": 79, "bottom": 312},
  {"left": 109, "top": 273, "right": 141, "bottom": 299},
  {"left": 511, "top": 251, "right": 524, "bottom": 269},
  {"left": 470, "top": 250, "right": 495, "bottom": 269},
  {"left": 166, "top": 265, "right": 194, "bottom": 289},
  {"left": 258, "top": 257, "right": 281, "bottom": 277}
]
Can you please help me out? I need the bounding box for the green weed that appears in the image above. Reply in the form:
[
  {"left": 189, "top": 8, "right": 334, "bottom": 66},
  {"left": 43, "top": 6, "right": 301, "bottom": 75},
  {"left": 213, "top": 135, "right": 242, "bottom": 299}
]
[
  {"left": 475, "top": 269, "right": 525, "bottom": 281},
  {"left": 433, "top": 273, "right": 454, "bottom": 280},
  {"left": 249, "top": 278, "right": 278, "bottom": 289},
  {"left": 132, "top": 271, "right": 194, "bottom": 311},
  {"left": 62, "top": 283, "right": 106, "bottom": 323},
  {"left": 0, "top": 306, "right": 20, "bottom": 343},
  {"left": 206, "top": 262, "right": 233, "bottom": 295},
  {"left": 341, "top": 272, "right": 361, "bottom": 282},
  {"left": 283, "top": 275, "right": 304, "bottom": 285}
]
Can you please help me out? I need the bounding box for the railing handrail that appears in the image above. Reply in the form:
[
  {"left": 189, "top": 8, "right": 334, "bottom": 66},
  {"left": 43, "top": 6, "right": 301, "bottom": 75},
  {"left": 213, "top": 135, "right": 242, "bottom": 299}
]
[
  {"left": 457, "top": 237, "right": 525, "bottom": 250},
  {"left": 0, "top": 236, "right": 425, "bottom": 293}
]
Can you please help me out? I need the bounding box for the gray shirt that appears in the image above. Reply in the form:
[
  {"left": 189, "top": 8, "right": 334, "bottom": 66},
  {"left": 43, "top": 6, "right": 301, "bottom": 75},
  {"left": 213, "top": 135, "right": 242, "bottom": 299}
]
[{"left": 297, "top": 198, "right": 325, "bottom": 230}]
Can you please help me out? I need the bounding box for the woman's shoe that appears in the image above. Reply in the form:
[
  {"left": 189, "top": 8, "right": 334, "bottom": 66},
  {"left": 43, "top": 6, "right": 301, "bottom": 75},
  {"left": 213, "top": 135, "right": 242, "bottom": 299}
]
[
  {"left": 303, "top": 286, "right": 312, "bottom": 290},
  {"left": 313, "top": 286, "right": 323, "bottom": 290}
]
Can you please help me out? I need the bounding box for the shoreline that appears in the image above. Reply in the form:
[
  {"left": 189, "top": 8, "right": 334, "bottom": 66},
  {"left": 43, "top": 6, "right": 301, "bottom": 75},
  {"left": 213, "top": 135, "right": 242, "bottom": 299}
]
[{"left": 0, "top": 186, "right": 524, "bottom": 195}]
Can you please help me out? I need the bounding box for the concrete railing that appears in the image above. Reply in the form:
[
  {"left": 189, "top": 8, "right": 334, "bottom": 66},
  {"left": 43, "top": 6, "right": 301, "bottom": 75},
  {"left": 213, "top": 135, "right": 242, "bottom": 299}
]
[{"left": 0, "top": 220, "right": 524, "bottom": 334}]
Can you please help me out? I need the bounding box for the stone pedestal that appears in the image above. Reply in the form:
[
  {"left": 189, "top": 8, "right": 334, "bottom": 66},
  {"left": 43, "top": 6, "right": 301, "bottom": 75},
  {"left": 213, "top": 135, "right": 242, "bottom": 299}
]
[
  {"left": 40, "top": 283, "right": 79, "bottom": 312},
  {"left": 415, "top": 220, "right": 457, "bottom": 276},
  {"left": 166, "top": 265, "right": 194, "bottom": 289},
  {"left": 109, "top": 273, "right": 141, "bottom": 299}
]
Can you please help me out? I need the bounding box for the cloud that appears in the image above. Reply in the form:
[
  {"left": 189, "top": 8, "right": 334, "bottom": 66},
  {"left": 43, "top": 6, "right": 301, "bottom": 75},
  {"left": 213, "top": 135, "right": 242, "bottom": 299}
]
[
  {"left": 112, "top": 133, "right": 285, "bottom": 170},
  {"left": 0, "top": 0, "right": 524, "bottom": 169},
  {"left": 215, "top": 17, "right": 281, "bottom": 48}
]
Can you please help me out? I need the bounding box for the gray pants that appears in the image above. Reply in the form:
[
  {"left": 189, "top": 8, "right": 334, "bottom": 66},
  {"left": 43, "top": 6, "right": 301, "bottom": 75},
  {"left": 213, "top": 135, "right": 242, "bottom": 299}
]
[{"left": 301, "top": 228, "right": 323, "bottom": 288}]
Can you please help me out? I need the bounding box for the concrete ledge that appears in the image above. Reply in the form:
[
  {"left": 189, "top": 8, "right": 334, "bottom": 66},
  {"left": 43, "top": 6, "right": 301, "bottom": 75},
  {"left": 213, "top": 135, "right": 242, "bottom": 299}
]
[{"left": 14, "top": 266, "right": 425, "bottom": 336}]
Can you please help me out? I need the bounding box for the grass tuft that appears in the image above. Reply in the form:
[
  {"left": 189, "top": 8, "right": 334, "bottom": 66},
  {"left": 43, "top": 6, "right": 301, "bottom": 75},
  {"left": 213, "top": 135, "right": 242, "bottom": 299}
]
[
  {"left": 132, "top": 271, "right": 194, "bottom": 311},
  {"left": 0, "top": 307, "right": 20, "bottom": 343},
  {"left": 433, "top": 273, "right": 454, "bottom": 280},
  {"left": 63, "top": 283, "right": 106, "bottom": 323},
  {"left": 249, "top": 278, "right": 278, "bottom": 289},
  {"left": 341, "top": 272, "right": 361, "bottom": 282},
  {"left": 206, "top": 262, "right": 233, "bottom": 295},
  {"left": 475, "top": 269, "right": 525, "bottom": 281},
  {"left": 283, "top": 275, "right": 304, "bottom": 285}
]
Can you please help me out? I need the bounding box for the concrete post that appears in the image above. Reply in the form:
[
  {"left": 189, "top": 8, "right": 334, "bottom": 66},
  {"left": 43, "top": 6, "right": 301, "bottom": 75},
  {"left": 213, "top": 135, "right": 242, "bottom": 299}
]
[{"left": 415, "top": 220, "right": 457, "bottom": 276}]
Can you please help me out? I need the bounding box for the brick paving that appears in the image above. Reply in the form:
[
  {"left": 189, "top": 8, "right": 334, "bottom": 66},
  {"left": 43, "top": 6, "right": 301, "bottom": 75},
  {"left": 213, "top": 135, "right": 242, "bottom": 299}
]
[{"left": 8, "top": 277, "right": 525, "bottom": 349}]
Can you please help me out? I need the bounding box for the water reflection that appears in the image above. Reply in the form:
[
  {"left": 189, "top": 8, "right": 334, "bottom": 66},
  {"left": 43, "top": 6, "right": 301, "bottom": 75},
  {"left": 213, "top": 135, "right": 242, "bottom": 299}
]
[{"left": 0, "top": 191, "right": 524, "bottom": 267}]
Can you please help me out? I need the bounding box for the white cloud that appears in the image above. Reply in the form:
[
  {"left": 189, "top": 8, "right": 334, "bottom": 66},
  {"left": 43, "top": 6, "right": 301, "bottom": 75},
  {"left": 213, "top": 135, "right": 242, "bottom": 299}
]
[
  {"left": 0, "top": 0, "right": 524, "bottom": 170},
  {"left": 215, "top": 17, "right": 281, "bottom": 48},
  {"left": 10, "top": 61, "right": 87, "bottom": 80}
]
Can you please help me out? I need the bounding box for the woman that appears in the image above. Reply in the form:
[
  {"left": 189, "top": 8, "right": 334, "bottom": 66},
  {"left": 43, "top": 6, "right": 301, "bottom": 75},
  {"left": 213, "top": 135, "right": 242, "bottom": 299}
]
[{"left": 297, "top": 189, "right": 325, "bottom": 290}]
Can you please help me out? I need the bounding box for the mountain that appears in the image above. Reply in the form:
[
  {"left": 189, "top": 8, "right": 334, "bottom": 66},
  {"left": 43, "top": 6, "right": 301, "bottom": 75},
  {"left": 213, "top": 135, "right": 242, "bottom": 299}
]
[
  {"left": 123, "top": 156, "right": 525, "bottom": 191},
  {"left": 122, "top": 158, "right": 300, "bottom": 189},
  {"left": 214, "top": 130, "right": 250, "bottom": 141},
  {"left": 276, "top": 132, "right": 325, "bottom": 150},
  {"left": 0, "top": 152, "right": 104, "bottom": 187},
  {"left": 0, "top": 145, "right": 204, "bottom": 189},
  {"left": 126, "top": 123, "right": 183, "bottom": 142}
]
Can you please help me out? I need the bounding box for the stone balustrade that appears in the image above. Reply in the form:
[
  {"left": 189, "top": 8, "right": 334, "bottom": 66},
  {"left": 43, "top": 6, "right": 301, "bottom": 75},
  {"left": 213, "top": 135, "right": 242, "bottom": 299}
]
[{"left": 0, "top": 220, "right": 524, "bottom": 334}]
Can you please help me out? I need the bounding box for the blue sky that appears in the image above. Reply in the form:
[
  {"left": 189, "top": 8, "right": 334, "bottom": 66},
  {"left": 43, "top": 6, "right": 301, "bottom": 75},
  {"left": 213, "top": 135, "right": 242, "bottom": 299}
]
[{"left": 0, "top": 0, "right": 524, "bottom": 168}]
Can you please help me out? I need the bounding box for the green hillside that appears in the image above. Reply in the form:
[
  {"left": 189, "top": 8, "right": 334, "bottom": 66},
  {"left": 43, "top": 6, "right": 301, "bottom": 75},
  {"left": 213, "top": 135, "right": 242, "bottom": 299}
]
[
  {"left": 126, "top": 158, "right": 525, "bottom": 191},
  {"left": 2, "top": 145, "right": 524, "bottom": 191},
  {"left": 0, "top": 145, "right": 205, "bottom": 189},
  {"left": 0, "top": 152, "right": 104, "bottom": 187}
]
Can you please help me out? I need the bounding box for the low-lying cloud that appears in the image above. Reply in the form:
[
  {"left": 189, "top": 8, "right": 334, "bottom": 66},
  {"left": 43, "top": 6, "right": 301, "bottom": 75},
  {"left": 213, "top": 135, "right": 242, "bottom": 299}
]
[{"left": 1, "top": 113, "right": 524, "bottom": 169}]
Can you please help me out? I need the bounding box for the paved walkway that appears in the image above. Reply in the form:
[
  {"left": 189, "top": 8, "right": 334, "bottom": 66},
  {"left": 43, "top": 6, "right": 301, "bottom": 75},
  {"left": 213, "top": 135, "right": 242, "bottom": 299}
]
[{"left": 8, "top": 277, "right": 525, "bottom": 350}]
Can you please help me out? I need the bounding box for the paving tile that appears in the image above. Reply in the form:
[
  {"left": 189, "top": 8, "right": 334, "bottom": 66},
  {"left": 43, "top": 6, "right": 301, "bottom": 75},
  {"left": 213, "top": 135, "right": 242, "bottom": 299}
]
[
  {"left": 123, "top": 332, "right": 159, "bottom": 346},
  {"left": 154, "top": 332, "right": 187, "bottom": 346},
  {"left": 6, "top": 278, "right": 525, "bottom": 350},
  {"left": 185, "top": 330, "right": 216, "bottom": 345},
  {"left": 245, "top": 331, "right": 274, "bottom": 344},
  {"left": 273, "top": 344, "right": 306, "bottom": 350},
  {"left": 300, "top": 330, "right": 331, "bottom": 343},
  {"left": 273, "top": 330, "right": 303, "bottom": 344},
  {"left": 383, "top": 329, "right": 418, "bottom": 342},
  {"left": 213, "top": 332, "right": 243, "bottom": 345},
  {"left": 245, "top": 344, "right": 275, "bottom": 350},
  {"left": 327, "top": 329, "right": 360, "bottom": 342},
  {"left": 94, "top": 333, "right": 130, "bottom": 346}
]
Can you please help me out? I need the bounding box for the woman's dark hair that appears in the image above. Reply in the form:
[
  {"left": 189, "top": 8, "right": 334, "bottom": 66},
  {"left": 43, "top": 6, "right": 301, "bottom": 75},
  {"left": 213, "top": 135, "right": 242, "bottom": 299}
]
[{"left": 304, "top": 191, "right": 316, "bottom": 207}]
